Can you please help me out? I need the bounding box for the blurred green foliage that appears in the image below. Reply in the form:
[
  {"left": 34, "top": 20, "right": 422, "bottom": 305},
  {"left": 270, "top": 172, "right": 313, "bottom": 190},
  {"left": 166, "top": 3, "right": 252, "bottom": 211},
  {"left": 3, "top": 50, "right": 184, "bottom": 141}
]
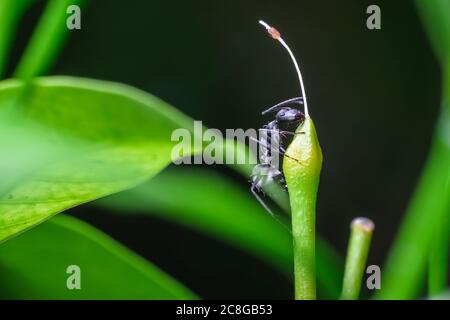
[
  {"left": 0, "top": 76, "right": 198, "bottom": 242},
  {"left": 0, "top": 0, "right": 36, "bottom": 77},
  {"left": 377, "top": 0, "right": 450, "bottom": 299},
  {"left": 0, "top": 0, "right": 448, "bottom": 300},
  {"left": 99, "top": 167, "right": 344, "bottom": 299},
  {"left": 0, "top": 214, "right": 195, "bottom": 299}
]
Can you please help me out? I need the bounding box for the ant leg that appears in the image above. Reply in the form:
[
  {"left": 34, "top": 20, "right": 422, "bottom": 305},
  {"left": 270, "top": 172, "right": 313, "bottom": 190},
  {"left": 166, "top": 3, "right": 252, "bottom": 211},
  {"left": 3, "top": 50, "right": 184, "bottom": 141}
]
[
  {"left": 251, "top": 185, "right": 291, "bottom": 231},
  {"left": 279, "top": 131, "right": 305, "bottom": 136},
  {"left": 273, "top": 141, "right": 306, "bottom": 165},
  {"left": 277, "top": 145, "right": 305, "bottom": 165},
  {"left": 251, "top": 136, "right": 305, "bottom": 166},
  {"left": 250, "top": 136, "right": 281, "bottom": 156},
  {"left": 251, "top": 185, "right": 275, "bottom": 217},
  {"left": 259, "top": 128, "right": 305, "bottom": 136},
  {"left": 262, "top": 97, "right": 304, "bottom": 115},
  {"left": 282, "top": 152, "right": 306, "bottom": 166}
]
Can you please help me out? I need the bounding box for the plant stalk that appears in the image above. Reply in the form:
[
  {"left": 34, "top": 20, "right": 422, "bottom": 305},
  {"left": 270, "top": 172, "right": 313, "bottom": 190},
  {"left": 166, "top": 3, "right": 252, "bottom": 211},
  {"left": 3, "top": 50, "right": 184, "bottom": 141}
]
[
  {"left": 283, "top": 117, "right": 322, "bottom": 300},
  {"left": 340, "top": 218, "right": 374, "bottom": 300}
]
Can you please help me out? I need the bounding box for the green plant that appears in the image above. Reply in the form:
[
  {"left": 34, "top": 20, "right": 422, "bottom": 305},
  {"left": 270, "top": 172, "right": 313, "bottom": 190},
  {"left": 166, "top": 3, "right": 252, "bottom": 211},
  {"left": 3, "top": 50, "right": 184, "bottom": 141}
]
[
  {"left": 0, "top": 214, "right": 195, "bottom": 299},
  {"left": 284, "top": 117, "right": 322, "bottom": 299},
  {"left": 340, "top": 218, "right": 374, "bottom": 300},
  {"left": 0, "top": 0, "right": 448, "bottom": 300},
  {"left": 0, "top": 0, "right": 342, "bottom": 299}
]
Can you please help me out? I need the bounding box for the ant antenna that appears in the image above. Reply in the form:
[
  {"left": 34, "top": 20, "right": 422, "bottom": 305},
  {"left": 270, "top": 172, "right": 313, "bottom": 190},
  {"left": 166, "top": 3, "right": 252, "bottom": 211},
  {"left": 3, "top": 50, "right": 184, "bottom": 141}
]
[{"left": 259, "top": 20, "right": 309, "bottom": 117}]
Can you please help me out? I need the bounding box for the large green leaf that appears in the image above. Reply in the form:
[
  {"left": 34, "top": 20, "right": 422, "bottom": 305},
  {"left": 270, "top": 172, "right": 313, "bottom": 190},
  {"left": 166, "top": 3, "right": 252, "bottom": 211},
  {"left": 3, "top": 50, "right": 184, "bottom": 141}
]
[
  {"left": 0, "top": 76, "right": 198, "bottom": 242},
  {"left": 99, "top": 167, "right": 344, "bottom": 299},
  {"left": 0, "top": 214, "right": 195, "bottom": 299}
]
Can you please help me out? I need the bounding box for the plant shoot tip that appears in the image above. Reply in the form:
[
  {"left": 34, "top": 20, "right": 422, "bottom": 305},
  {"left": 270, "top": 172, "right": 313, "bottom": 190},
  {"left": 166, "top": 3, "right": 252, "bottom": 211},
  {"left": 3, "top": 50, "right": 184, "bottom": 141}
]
[{"left": 351, "top": 217, "right": 375, "bottom": 232}]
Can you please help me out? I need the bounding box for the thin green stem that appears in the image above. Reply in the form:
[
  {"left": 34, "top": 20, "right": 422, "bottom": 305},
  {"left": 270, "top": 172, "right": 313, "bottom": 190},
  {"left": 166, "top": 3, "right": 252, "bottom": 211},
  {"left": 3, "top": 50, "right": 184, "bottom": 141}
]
[
  {"left": 291, "top": 186, "right": 317, "bottom": 300},
  {"left": 14, "top": 0, "right": 85, "bottom": 79},
  {"left": 283, "top": 117, "right": 322, "bottom": 300},
  {"left": 341, "top": 218, "right": 374, "bottom": 300}
]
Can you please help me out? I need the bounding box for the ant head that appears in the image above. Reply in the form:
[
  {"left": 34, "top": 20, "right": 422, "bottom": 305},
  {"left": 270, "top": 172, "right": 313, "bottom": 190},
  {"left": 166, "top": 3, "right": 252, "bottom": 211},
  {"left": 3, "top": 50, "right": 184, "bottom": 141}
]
[{"left": 275, "top": 107, "right": 305, "bottom": 123}]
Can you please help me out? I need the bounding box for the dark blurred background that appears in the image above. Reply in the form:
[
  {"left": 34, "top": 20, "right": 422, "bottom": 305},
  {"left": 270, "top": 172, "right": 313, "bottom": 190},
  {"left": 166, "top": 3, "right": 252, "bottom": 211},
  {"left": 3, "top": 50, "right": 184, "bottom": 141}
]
[{"left": 8, "top": 0, "right": 441, "bottom": 298}]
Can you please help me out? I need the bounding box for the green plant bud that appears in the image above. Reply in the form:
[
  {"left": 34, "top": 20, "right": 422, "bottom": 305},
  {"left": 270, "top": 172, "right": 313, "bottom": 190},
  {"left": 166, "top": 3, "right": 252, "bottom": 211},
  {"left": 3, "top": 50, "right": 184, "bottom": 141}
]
[{"left": 283, "top": 116, "right": 323, "bottom": 300}]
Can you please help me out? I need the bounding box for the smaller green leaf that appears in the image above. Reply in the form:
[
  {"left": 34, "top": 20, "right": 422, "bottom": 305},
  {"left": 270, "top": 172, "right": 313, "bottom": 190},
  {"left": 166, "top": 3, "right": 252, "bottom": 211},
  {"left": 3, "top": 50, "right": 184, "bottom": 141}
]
[{"left": 0, "top": 214, "right": 196, "bottom": 299}]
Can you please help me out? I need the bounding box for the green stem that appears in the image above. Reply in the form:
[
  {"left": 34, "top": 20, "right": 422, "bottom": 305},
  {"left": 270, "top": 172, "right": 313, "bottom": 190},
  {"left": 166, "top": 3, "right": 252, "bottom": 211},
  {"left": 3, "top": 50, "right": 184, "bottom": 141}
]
[
  {"left": 291, "top": 187, "right": 316, "bottom": 300},
  {"left": 283, "top": 117, "right": 322, "bottom": 300},
  {"left": 341, "top": 218, "right": 374, "bottom": 300},
  {"left": 14, "top": 0, "right": 85, "bottom": 79}
]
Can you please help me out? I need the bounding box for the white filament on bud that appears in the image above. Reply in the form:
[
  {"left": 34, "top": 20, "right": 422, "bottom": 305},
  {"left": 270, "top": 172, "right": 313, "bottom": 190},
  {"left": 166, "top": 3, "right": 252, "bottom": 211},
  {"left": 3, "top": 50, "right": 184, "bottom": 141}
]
[{"left": 258, "top": 20, "right": 309, "bottom": 117}]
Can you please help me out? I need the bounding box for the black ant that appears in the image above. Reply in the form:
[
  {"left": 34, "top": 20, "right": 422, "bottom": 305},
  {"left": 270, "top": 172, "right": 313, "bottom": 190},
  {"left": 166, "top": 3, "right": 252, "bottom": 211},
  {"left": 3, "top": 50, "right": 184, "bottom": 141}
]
[
  {"left": 250, "top": 98, "right": 305, "bottom": 221},
  {"left": 250, "top": 20, "right": 310, "bottom": 222}
]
